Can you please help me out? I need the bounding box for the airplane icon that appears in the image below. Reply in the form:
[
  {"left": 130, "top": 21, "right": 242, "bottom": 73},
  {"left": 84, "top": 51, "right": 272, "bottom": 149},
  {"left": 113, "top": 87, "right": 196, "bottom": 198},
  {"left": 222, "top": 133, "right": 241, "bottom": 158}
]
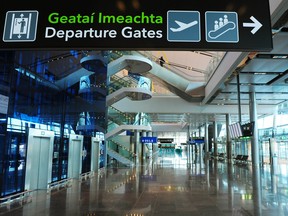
[{"left": 170, "top": 20, "right": 198, "bottom": 32}]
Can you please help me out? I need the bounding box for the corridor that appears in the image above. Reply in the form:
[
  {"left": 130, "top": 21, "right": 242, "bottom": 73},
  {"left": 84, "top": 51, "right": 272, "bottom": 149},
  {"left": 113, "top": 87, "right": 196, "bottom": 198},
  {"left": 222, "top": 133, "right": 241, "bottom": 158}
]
[{"left": 1, "top": 149, "right": 288, "bottom": 216}]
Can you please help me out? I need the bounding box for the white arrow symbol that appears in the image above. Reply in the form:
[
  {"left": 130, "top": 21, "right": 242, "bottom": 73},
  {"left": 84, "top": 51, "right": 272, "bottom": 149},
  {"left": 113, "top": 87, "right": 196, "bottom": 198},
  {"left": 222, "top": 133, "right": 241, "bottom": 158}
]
[{"left": 243, "top": 16, "right": 262, "bottom": 34}]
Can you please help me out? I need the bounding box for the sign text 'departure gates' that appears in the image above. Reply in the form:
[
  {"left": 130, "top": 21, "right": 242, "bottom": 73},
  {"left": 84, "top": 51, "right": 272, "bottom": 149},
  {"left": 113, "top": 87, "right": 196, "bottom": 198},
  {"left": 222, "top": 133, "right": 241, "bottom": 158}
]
[
  {"left": 0, "top": 0, "right": 272, "bottom": 51},
  {"left": 44, "top": 12, "right": 163, "bottom": 41}
]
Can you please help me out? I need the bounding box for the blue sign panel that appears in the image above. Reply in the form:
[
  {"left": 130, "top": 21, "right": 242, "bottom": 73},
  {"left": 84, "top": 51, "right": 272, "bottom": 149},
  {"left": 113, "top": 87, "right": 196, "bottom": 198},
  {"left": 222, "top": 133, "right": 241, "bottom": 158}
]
[
  {"left": 3, "top": 11, "right": 39, "bottom": 42},
  {"left": 167, "top": 10, "right": 200, "bottom": 42},
  {"left": 141, "top": 137, "right": 158, "bottom": 143},
  {"left": 0, "top": 0, "right": 272, "bottom": 51},
  {"left": 189, "top": 137, "right": 205, "bottom": 144},
  {"left": 205, "top": 11, "right": 239, "bottom": 43}
]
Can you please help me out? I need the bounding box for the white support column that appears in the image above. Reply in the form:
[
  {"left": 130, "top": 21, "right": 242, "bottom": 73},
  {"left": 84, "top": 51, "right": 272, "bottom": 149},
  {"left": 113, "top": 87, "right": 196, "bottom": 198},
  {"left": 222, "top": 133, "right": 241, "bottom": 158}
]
[
  {"left": 205, "top": 123, "right": 209, "bottom": 155},
  {"left": 213, "top": 121, "right": 218, "bottom": 157},
  {"left": 249, "top": 91, "right": 260, "bottom": 167},
  {"left": 134, "top": 131, "right": 140, "bottom": 165},
  {"left": 226, "top": 114, "right": 232, "bottom": 162}
]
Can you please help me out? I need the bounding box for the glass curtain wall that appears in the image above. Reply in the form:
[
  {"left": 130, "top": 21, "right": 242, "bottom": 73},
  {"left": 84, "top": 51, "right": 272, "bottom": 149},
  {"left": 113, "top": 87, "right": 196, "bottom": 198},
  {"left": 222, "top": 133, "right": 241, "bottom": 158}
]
[
  {"left": 0, "top": 50, "right": 108, "bottom": 198},
  {"left": 259, "top": 113, "right": 288, "bottom": 164}
]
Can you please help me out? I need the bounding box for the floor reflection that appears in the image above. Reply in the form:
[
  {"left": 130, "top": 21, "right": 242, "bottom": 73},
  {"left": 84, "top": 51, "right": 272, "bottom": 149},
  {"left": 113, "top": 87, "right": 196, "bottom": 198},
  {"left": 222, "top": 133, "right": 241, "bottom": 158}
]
[{"left": 1, "top": 149, "right": 288, "bottom": 215}]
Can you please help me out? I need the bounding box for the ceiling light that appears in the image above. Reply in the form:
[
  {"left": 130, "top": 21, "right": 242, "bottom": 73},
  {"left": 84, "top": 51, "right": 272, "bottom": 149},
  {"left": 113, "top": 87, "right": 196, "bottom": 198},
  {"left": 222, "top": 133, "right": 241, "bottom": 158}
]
[
  {"left": 254, "top": 72, "right": 267, "bottom": 75},
  {"left": 272, "top": 55, "right": 287, "bottom": 59}
]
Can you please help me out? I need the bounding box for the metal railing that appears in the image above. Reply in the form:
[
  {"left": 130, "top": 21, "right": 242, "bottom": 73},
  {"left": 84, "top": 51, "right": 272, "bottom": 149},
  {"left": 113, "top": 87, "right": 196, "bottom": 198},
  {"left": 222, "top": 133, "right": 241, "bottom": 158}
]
[
  {"left": 80, "top": 171, "right": 95, "bottom": 181},
  {"left": 0, "top": 190, "right": 34, "bottom": 207},
  {"left": 47, "top": 178, "right": 73, "bottom": 192}
]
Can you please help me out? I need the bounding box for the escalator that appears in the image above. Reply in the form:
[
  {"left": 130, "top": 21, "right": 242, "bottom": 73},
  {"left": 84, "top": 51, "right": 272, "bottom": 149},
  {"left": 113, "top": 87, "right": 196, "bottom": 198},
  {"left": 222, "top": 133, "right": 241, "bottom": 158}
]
[{"left": 105, "top": 55, "right": 153, "bottom": 166}]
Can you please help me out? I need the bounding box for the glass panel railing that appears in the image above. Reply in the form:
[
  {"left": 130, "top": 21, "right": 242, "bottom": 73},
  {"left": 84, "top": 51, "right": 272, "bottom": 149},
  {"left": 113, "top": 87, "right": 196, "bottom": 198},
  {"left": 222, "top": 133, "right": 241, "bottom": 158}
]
[
  {"left": 133, "top": 112, "right": 151, "bottom": 126},
  {"left": 108, "top": 106, "right": 135, "bottom": 125},
  {"left": 107, "top": 109, "right": 151, "bottom": 131},
  {"left": 136, "top": 50, "right": 226, "bottom": 83},
  {"left": 111, "top": 74, "right": 138, "bottom": 86},
  {"left": 108, "top": 140, "right": 134, "bottom": 159},
  {"left": 205, "top": 52, "right": 226, "bottom": 81},
  {"left": 107, "top": 51, "right": 132, "bottom": 63},
  {"left": 107, "top": 121, "right": 119, "bottom": 132},
  {"left": 108, "top": 74, "right": 139, "bottom": 94}
]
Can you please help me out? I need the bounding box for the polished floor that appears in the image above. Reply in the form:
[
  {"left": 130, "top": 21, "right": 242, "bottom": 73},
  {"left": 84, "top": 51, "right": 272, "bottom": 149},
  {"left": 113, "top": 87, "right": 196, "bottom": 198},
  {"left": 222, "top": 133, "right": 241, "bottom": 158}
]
[{"left": 1, "top": 149, "right": 288, "bottom": 216}]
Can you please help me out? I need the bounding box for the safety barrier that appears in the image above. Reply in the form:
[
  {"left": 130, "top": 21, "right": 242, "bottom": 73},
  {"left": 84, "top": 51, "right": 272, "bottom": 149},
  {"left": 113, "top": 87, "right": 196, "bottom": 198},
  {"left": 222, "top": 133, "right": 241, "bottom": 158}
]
[
  {"left": 0, "top": 190, "right": 34, "bottom": 208},
  {"left": 47, "top": 178, "right": 72, "bottom": 192},
  {"left": 80, "top": 171, "right": 96, "bottom": 181}
]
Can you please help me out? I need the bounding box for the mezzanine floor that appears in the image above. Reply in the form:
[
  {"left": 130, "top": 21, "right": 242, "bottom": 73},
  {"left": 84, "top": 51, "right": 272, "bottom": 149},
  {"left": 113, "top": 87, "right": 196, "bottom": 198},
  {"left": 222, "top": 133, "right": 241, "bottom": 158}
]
[{"left": 1, "top": 149, "right": 288, "bottom": 216}]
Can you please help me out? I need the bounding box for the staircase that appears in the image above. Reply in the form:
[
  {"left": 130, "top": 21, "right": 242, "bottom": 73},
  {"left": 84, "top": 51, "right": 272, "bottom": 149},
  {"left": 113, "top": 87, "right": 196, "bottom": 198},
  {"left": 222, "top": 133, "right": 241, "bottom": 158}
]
[
  {"left": 105, "top": 54, "right": 153, "bottom": 167},
  {"left": 107, "top": 148, "right": 134, "bottom": 167}
]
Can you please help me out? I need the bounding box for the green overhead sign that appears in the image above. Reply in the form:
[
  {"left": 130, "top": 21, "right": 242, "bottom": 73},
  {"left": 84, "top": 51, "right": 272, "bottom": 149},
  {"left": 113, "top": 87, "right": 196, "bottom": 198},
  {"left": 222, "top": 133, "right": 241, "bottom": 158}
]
[{"left": 0, "top": 0, "right": 272, "bottom": 51}]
